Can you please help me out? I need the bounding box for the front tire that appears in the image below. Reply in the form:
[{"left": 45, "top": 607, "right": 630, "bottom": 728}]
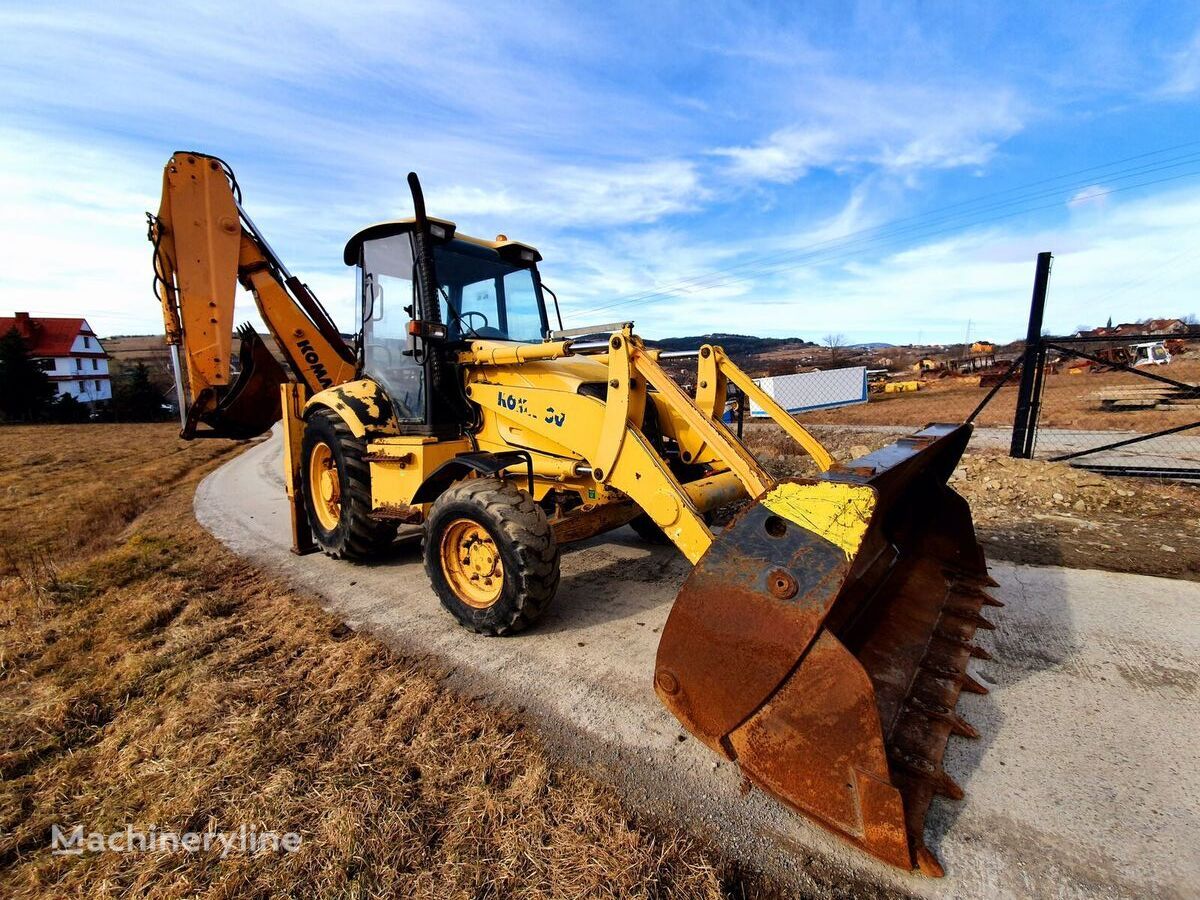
[
  {"left": 301, "top": 408, "right": 396, "bottom": 559},
  {"left": 424, "top": 478, "right": 559, "bottom": 635},
  {"left": 629, "top": 513, "right": 673, "bottom": 545}
]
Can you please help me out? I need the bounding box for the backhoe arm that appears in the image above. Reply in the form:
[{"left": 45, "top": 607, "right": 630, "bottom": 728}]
[{"left": 149, "top": 151, "right": 354, "bottom": 438}]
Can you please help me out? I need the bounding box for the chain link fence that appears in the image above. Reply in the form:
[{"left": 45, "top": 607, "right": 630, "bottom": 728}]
[{"left": 1023, "top": 336, "right": 1200, "bottom": 477}]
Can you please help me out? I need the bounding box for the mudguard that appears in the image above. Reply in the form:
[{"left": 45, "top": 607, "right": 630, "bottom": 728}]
[{"left": 303, "top": 378, "right": 400, "bottom": 438}]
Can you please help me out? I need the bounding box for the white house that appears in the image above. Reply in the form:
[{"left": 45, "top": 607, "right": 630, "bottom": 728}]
[{"left": 0, "top": 312, "right": 112, "bottom": 403}]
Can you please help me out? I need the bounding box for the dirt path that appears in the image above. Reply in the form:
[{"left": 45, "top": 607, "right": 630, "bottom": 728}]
[{"left": 196, "top": 430, "right": 1200, "bottom": 900}]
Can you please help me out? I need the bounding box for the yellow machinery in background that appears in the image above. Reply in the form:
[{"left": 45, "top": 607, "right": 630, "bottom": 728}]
[{"left": 149, "top": 152, "right": 1000, "bottom": 877}]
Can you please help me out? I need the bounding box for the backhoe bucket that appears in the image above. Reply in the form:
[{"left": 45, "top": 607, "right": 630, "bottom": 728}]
[
  {"left": 655, "top": 424, "right": 997, "bottom": 877},
  {"left": 185, "top": 327, "right": 288, "bottom": 440}
]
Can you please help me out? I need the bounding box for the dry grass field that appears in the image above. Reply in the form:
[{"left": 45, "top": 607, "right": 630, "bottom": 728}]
[{"left": 0, "top": 425, "right": 771, "bottom": 899}]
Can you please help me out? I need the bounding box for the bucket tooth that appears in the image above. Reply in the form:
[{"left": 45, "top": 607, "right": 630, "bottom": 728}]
[
  {"left": 916, "top": 847, "right": 945, "bottom": 878},
  {"left": 949, "top": 571, "right": 1000, "bottom": 591},
  {"left": 962, "top": 673, "right": 989, "bottom": 695},
  {"left": 919, "top": 659, "right": 962, "bottom": 679},
  {"left": 950, "top": 715, "right": 979, "bottom": 739},
  {"left": 948, "top": 609, "right": 995, "bottom": 630},
  {"left": 891, "top": 749, "right": 938, "bottom": 778},
  {"left": 906, "top": 695, "right": 953, "bottom": 723},
  {"left": 937, "top": 772, "right": 965, "bottom": 801},
  {"left": 906, "top": 696, "right": 977, "bottom": 740},
  {"left": 951, "top": 580, "right": 1005, "bottom": 607},
  {"left": 968, "top": 644, "right": 993, "bottom": 661},
  {"left": 891, "top": 748, "right": 963, "bottom": 801},
  {"left": 936, "top": 622, "right": 976, "bottom": 645}
]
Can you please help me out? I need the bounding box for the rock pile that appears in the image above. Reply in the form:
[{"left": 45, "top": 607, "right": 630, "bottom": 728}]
[{"left": 950, "top": 454, "right": 1136, "bottom": 518}]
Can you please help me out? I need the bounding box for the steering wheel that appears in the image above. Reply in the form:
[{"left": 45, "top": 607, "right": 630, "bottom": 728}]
[{"left": 458, "top": 310, "right": 490, "bottom": 337}]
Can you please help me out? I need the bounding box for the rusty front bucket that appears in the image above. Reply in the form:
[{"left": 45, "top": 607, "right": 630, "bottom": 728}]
[{"left": 655, "top": 424, "right": 999, "bottom": 877}]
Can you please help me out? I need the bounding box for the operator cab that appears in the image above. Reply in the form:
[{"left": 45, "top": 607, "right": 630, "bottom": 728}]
[{"left": 343, "top": 219, "right": 550, "bottom": 432}]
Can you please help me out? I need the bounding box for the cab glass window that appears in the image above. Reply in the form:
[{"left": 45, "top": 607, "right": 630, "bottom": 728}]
[{"left": 360, "top": 234, "right": 424, "bottom": 423}]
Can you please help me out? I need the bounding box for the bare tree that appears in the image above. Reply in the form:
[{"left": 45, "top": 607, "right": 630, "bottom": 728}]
[{"left": 823, "top": 333, "right": 845, "bottom": 363}]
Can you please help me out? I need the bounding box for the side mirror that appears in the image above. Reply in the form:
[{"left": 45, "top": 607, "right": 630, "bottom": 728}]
[
  {"left": 405, "top": 318, "right": 447, "bottom": 357},
  {"left": 363, "top": 272, "right": 384, "bottom": 322}
]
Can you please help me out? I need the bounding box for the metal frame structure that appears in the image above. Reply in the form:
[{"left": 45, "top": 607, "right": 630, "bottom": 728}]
[{"left": 1006, "top": 252, "right": 1199, "bottom": 479}]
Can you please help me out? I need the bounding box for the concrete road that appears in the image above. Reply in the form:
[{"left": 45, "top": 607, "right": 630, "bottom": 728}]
[{"left": 195, "top": 431, "right": 1200, "bottom": 899}]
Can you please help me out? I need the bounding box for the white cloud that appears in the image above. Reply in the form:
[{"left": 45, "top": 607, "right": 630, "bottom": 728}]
[
  {"left": 711, "top": 130, "right": 840, "bottom": 183},
  {"left": 565, "top": 184, "right": 1200, "bottom": 343},
  {"left": 1160, "top": 29, "right": 1200, "bottom": 96},
  {"left": 1067, "top": 184, "right": 1110, "bottom": 208},
  {"left": 433, "top": 160, "right": 706, "bottom": 229},
  {"left": 0, "top": 130, "right": 160, "bottom": 335},
  {"left": 1, "top": 1, "right": 1194, "bottom": 351},
  {"left": 712, "top": 81, "right": 1024, "bottom": 183}
]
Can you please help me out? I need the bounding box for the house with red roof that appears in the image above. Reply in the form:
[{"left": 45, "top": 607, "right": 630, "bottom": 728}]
[{"left": 0, "top": 312, "right": 111, "bottom": 403}]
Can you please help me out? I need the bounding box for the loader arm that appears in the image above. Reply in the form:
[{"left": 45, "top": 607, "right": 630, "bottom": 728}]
[
  {"left": 584, "top": 330, "right": 832, "bottom": 564},
  {"left": 149, "top": 151, "right": 355, "bottom": 438}
]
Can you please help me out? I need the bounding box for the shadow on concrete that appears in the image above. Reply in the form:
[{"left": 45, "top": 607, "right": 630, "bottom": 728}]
[
  {"left": 539, "top": 533, "right": 692, "bottom": 635},
  {"left": 924, "top": 533, "right": 1078, "bottom": 859}
]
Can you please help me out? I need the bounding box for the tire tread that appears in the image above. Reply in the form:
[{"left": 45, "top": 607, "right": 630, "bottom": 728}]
[{"left": 423, "top": 478, "right": 560, "bottom": 635}]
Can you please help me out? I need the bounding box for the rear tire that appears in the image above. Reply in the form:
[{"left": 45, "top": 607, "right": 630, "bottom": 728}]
[
  {"left": 301, "top": 408, "right": 396, "bottom": 560},
  {"left": 424, "top": 478, "right": 559, "bottom": 635}
]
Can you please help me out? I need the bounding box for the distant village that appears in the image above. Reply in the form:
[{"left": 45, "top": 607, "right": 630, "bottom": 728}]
[
  {"left": 1, "top": 312, "right": 1196, "bottom": 423},
  {"left": 706, "top": 316, "right": 1199, "bottom": 382}
]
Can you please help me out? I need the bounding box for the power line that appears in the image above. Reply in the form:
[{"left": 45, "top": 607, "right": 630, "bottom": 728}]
[
  {"left": 582, "top": 165, "right": 1200, "bottom": 318},
  {"left": 1083, "top": 244, "right": 1200, "bottom": 308},
  {"left": 581, "top": 151, "right": 1200, "bottom": 315},
  {"left": 601, "top": 143, "right": 1200, "bottom": 306},
  {"left": 573, "top": 143, "right": 1200, "bottom": 318}
]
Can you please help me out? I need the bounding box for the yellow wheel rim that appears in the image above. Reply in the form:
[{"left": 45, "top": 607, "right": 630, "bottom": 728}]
[
  {"left": 308, "top": 441, "right": 341, "bottom": 531},
  {"left": 440, "top": 518, "right": 504, "bottom": 609}
]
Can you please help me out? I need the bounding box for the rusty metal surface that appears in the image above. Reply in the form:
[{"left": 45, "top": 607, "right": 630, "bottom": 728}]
[
  {"left": 655, "top": 498, "right": 852, "bottom": 754},
  {"left": 550, "top": 500, "right": 639, "bottom": 544},
  {"left": 656, "top": 423, "right": 997, "bottom": 877},
  {"left": 371, "top": 503, "right": 425, "bottom": 524}
]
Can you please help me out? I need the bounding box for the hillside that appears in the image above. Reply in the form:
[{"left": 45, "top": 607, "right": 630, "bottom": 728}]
[{"left": 646, "top": 333, "right": 814, "bottom": 357}]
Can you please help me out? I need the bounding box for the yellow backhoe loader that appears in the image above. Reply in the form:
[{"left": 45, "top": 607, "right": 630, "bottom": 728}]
[{"left": 149, "top": 151, "right": 1000, "bottom": 877}]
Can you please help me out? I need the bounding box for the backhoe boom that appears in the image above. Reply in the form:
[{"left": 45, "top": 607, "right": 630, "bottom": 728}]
[{"left": 149, "top": 151, "right": 354, "bottom": 438}]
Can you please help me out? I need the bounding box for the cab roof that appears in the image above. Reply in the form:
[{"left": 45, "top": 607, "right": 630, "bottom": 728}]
[{"left": 343, "top": 217, "right": 542, "bottom": 266}]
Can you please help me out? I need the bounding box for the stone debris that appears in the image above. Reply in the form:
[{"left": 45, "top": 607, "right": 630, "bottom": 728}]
[{"left": 950, "top": 454, "right": 1127, "bottom": 519}]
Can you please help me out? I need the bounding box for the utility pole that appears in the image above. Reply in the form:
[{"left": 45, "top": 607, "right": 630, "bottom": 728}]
[{"left": 1010, "top": 252, "right": 1053, "bottom": 458}]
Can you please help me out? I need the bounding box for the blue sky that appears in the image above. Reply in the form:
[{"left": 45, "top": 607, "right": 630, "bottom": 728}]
[{"left": 2, "top": 2, "right": 1199, "bottom": 344}]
